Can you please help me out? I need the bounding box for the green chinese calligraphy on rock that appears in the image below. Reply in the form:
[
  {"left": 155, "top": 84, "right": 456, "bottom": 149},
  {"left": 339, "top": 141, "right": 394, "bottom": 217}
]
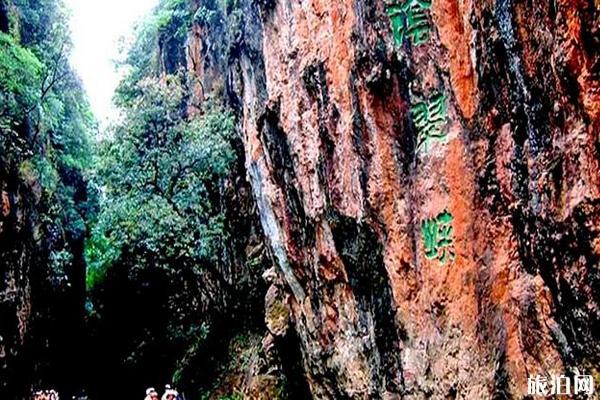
[
  {"left": 411, "top": 93, "right": 448, "bottom": 150},
  {"left": 421, "top": 210, "right": 456, "bottom": 264},
  {"left": 386, "top": 0, "right": 432, "bottom": 47}
]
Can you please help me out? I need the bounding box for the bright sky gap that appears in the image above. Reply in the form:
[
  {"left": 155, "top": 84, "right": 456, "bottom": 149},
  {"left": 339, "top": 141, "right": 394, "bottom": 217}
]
[{"left": 64, "top": 0, "right": 158, "bottom": 127}]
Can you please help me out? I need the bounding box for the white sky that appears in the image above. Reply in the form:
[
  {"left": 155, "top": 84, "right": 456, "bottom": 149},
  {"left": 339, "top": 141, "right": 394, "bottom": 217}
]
[{"left": 64, "top": 0, "right": 158, "bottom": 127}]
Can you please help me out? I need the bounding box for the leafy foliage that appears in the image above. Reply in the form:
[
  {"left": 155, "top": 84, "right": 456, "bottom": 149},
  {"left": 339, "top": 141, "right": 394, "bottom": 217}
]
[
  {"left": 153, "top": 0, "right": 193, "bottom": 36},
  {"left": 80, "top": 0, "right": 268, "bottom": 394},
  {"left": 0, "top": 31, "right": 42, "bottom": 121},
  {"left": 87, "top": 74, "right": 236, "bottom": 288},
  {"left": 2, "top": 0, "right": 265, "bottom": 397},
  {"left": 115, "top": 0, "right": 193, "bottom": 106},
  {"left": 13, "top": 0, "right": 70, "bottom": 48},
  {"left": 0, "top": 0, "right": 97, "bottom": 396},
  {"left": 1, "top": 0, "right": 96, "bottom": 259},
  {"left": 85, "top": 70, "right": 245, "bottom": 399}
]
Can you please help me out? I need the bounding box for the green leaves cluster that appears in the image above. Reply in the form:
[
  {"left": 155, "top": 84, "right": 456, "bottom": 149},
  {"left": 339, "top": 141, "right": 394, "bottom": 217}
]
[
  {"left": 153, "top": 0, "right": 193, "bottom": 34},
  {"left": 87, "top": 74, "right": 236, "bottom": 288},
  {"left": 115, "top": 0, "right": 193, "bottom": 107},
  {"left": 0, "top": 31, "right": 42, "bottom": 121},
  {"left": 82, "top": 0, "right": 260, "bottom": 394},
  {"left": 1, "top": 0, "right": 97, "bottom": 289},
  {"left": 85, "top": 69, "right": 239, "bottom": 395}
]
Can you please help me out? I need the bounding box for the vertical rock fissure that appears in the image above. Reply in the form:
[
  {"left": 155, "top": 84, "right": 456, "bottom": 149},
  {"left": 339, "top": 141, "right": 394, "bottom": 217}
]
[
  {"left": 248, "top": 162, "right": 306, "bottom": 302},
  {"left": 328, "top": 211, "right": 403, "bottom": 396}
]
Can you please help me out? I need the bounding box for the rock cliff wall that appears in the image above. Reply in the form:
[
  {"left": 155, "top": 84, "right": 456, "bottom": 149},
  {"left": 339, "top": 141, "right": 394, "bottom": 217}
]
[
  {"left": 0, "top": 1, "right": 91, "bottom": 396},
  {"left": 0, "top": 110, "right": 89, "bottom": 400},
  {"left": 0, "top": 174, "right": 34, "bottom": 397},
  {"left": 188, "top": 0, "right": 599, "bottom": 398}
]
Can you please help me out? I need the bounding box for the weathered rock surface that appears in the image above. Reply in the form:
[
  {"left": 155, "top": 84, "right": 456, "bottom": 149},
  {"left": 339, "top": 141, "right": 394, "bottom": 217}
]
[
  {"left": 188, "top": 0, "right": 599, "bottom": 398},
  {"left": 0, "top": 151, "right": 89, "bottom": 399},
  {"left": 0, "top": 2, "right": 90, "bottom": 397},
  {"left": 0, "top": 177, "right": 34, "bottom": 396}
]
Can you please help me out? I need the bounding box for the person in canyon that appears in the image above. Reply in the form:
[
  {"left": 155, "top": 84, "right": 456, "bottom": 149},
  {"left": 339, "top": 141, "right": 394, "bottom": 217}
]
[
  {"left": 144, "top": 388, "right": 159, "bottom": 400},
  {"left": 161, "top": 385, "right": 178, "bottom": 400},
  {"left": 32, "top": 390, "right": 59, "bottom": 400}
]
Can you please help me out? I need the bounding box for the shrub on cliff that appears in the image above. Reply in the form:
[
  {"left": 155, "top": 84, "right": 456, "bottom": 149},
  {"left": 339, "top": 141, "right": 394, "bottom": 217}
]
[
  {"left": 0, "top": 31, "right": 42, "bottom": 121},
  {"left": 87, "top": 74, "right": 235, "bottom": 288},
  {"left": 85, "top": 72, "right": 239, "bottom": 397}
]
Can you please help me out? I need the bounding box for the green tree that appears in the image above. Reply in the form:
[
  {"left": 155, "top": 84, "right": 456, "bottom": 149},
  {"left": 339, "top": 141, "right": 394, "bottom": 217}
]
[
  {"left": 0, "top": 1, "right": 97, "bottom": 396},
  {"left": 0, "top": 31, "right": 43, "bottom": 161},
  {"left": 87, "top": 74, "right": 236, "bottom": 288},
  {"left": 85, "top": 72, "right": 239, "bottom": 397}
]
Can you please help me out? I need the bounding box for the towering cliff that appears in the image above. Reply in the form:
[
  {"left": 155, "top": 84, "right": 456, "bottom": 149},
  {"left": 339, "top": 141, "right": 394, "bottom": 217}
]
[
  {"left": 1, "top": 0, "right": 598, "bottom": 398},
  {"left": 187, "top": 0, "right": 599, "bottom": 397},
  {"left": 0, "top": 0, "right": 95, "bottom": 397}
]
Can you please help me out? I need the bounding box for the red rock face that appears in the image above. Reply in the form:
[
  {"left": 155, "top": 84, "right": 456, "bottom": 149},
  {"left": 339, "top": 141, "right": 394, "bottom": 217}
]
[{"left": 189, "top": 0, "right": 599, "bottom": 397}]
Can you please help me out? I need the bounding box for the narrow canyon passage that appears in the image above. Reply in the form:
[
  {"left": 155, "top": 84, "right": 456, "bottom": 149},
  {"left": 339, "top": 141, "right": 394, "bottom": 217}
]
[{"left": 1, "top": 0, "right": 598, "bottom": 399}]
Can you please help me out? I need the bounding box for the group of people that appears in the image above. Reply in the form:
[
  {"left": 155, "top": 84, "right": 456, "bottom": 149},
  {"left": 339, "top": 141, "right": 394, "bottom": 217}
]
[
  {"left": 32, "top": 390, "right": 59, "bottom": 400},
  {"left": 32, "top": 385, "right": 179, "bottom": 400},
  {"left": 144, "top": 385, "right": 180, "bottom": 400}
]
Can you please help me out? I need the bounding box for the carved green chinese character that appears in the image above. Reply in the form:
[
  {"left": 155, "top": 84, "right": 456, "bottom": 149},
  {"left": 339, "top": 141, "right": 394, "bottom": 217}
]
[
  {"left": 421, "top": 210, "right": 455, "bottom": 264},
  {"left": 411, "top": 93, "right": 448, "bottom": 150},
  {"left": 386, "top": 0, "right": 432, "bottom": 47}
]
